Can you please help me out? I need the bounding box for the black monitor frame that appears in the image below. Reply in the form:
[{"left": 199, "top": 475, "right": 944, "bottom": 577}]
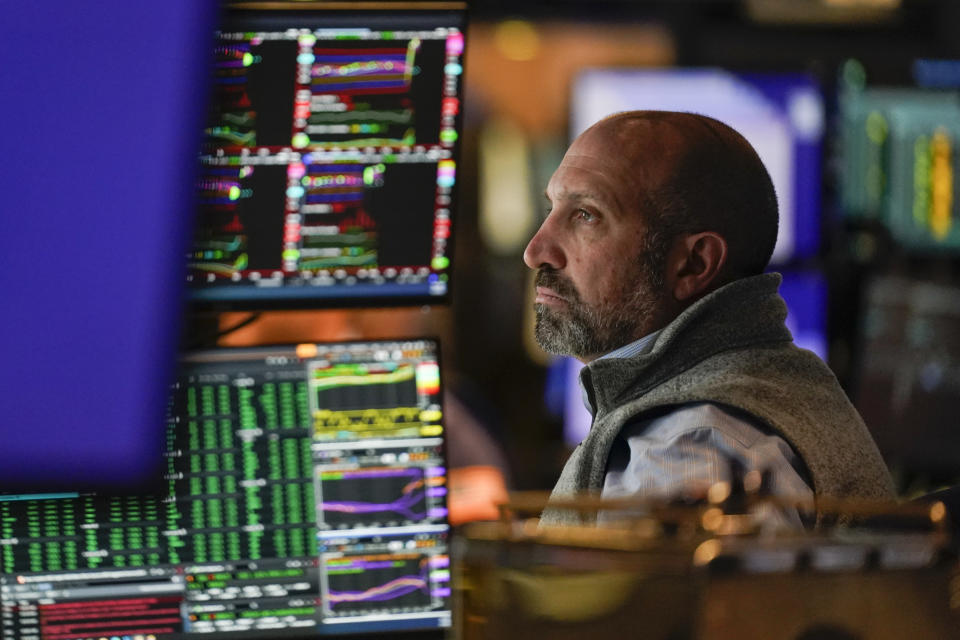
[{"left": 188, "top": 2, "right": 468, "bottom": 311}]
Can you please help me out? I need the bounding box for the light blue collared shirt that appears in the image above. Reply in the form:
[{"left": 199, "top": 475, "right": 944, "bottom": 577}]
[
  {"left": 580, "top": 333, "right": 814, "bottom": 529},
  {"left": 579, "top": 331, "right": 662, "bottom": 415}
]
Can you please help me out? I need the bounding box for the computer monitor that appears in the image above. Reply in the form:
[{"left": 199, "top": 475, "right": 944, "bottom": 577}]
[
  {"left": 0, "top": 340, "right": 452, "bottom": 638},
  {"left": 838, "top": 64, "right": 960, "bottom": 251},
  {"left": 189, "top": 4, "right": 467, "bottom": 309},
  {"left": 853, "top": 276, "right": 960, "bottom": 479},
  {"left": 571, "top": 68, "right": 824, "bottom": 265}
]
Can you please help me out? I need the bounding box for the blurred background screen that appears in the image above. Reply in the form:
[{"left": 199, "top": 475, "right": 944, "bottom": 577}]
[
  {"left": 0, "top": 2, "right": 218, "bottom": 491},
  {"left": 571, "top": 68, "right": 824, "bottom": 264}
]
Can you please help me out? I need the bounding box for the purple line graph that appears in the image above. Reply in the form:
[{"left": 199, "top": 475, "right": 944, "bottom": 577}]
[
  {"left": 326, "top": 556, "right": 435, "bottom": 613},
  {"left": 323, "top": 489, "right": 426, "bottom": 520},
  {"left": 319, "top": 466, "right": 434, "bottom": 527},
  {"left": 328, "top": 573, "right": 427, "bottom": 603}
]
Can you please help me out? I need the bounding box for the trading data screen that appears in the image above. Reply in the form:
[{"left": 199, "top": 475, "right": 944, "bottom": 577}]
[
  {"left": 838, "top": 66, "right": 960, "bottom": 251},
  {"left": 0, "top": 341, "right": 451, "bottom": 639},
  {"left": 189, "top": 8, "right": 466, "bottom": 308}
]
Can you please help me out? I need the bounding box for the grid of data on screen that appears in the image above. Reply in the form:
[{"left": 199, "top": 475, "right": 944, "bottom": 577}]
[
  {"left": 191, "top": 20, "right": 464, "bottom": 305},
  {"left": 0, "top": 341, "right": 451, "bottom": 639}
]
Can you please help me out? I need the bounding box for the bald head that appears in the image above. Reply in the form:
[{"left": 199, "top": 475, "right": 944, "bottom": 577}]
[
  {"left": 585, "top": 111, "right": 779, "bottom": 284},
  {"left": 524, "top": 110, "right": 780, "bottom": 359}
]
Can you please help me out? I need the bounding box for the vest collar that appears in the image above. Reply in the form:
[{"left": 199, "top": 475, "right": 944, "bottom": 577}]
[{"left": 580, "top": 272, "right": 792, "bottom": 417}]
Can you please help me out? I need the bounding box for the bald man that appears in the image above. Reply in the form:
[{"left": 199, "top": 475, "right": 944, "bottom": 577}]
[{"left": 525, "top": 111, "right": 893, "bottom": 527}]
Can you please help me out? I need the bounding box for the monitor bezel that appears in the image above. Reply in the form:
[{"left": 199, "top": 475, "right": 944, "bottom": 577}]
[{"left": 188, "top": 2, "right": 469, "bottom": 312}]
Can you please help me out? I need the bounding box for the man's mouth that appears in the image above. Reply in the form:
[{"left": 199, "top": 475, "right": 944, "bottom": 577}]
[{"left": 535, "top": 286, "right": 567, "bottom": 307}]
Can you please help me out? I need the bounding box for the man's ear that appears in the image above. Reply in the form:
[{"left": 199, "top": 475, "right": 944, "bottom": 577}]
[{"left": 664, "top": 232, "right": 728, "bottom": 303}]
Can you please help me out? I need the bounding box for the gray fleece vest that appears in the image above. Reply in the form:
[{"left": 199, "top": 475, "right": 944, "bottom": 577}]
[{"left": 541, "top": 273, "right": 894, "bottom": 526}]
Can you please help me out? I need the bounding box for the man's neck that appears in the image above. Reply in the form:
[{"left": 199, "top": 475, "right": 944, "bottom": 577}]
[{"left": 578, "top": 330, "right": 664, "bottom": 364}]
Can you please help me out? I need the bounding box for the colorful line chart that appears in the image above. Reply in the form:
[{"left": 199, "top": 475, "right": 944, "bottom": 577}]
[
  {"left": 299, "top": 43, "right": 420, "bottom": 148},
  {"left": 329, "top": 571, "right": 426, "bottom": 604},
  {"left": 324, "top": 554, "right": 450, "bottom": 615},
  {"left": 312, "top": 362, "right": 418, "bottom": 411},
  {"left": 319, "top": 466, "right": 447, "bottom": 528}
]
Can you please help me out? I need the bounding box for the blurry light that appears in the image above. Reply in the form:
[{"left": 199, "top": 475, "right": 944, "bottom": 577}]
[
  {"left": 789, "top": 89, "right": 824, "bottom": 141},
  {"left": 693, "top": 539, "right": 721, "bottom": 567},
  {"left": 930, "top": 501, "right": 947, "bottom": 524},
  {"left": 930, "top": 128, "right": 953, "bottom": 240},
  {"left": 292, "top": 133, "right": 310, "bottom": 148},
  {"left": 914, "top": 59, "right": 960, "bottom": 89},
  {"left": 747, "top": 0, "right": 900, "bottom": 24},
  {"left": 842, "top": 59, "right": 867, "bottom": 91},
  {"left": 701, "top": 507, "right": 724, "bottom": 531},
  {"left": 823, "top": 0, "right": 899, "bottom": 7},
  {"left": 295, "top": 344, "right": 318, "bottom": 359},
  {"left": 865, "top": 111, "right": 888, "bottom": 145},
  {"left": 494, "top": 20, "right": 541, "bottom": 62},
  {"left": 479, "top": 117, "right": 536, "bottom": 254},
  {"left": 707, "top": 481, "right": 731, "bottom": 505}
]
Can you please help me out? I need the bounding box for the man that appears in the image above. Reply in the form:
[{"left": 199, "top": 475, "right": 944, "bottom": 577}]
[{"left": 524, "top": 111, "right": 893, "bottom": 527}]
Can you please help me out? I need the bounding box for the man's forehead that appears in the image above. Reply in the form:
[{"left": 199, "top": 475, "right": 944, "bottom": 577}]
[
  {"left": 545, "top": 157, "right": 620, "bottom": 202},
  {"left": 546, "top": 145, "right": 659, "bottom": 204},
  {"left": 574, "top": 115, "right": 687, "bottom": 164},
  {"left": 557, "top": 150, "right": 624, "bottom": 173}
]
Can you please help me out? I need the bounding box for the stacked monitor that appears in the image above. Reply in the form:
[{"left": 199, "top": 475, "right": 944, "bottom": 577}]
[
  {"left": 838, "top": 60, "right": 960, "bottom": 477},
  {"left": 852, "top": 277, "right": 960, "bottom": 479},
  {"left": 1, "top": 3, "right": 466, "bottom": 639},
  {"left": 190, "top": 6, "right": 466, "bottom": 308},
  {"left": 838, "top": 64, "right": 960, "bottom": 251},
  {"left": 0, "top": 341, "right": 452, "bottom": 638}
]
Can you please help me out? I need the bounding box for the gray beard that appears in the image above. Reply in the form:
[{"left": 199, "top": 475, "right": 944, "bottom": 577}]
[{"left": 534, "top": 282, "right": 660, "bottom": 360}]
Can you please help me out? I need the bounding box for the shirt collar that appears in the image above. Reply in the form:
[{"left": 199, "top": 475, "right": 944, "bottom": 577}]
[
  {"left": 595, "top": 330, "right": 662, "bottom": 362},
  {"left": 579, "top": 330, "right": 662, "bottom": 415}
]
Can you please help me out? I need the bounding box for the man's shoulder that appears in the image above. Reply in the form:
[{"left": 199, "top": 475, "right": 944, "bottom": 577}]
[{"left": 620, "top": 402, "right": 768, "bottom": 449}]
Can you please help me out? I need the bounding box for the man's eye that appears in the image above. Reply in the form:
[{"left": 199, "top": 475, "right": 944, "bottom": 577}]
[{"left": 576, "top": 209, "right": 596, "bottom": 222}]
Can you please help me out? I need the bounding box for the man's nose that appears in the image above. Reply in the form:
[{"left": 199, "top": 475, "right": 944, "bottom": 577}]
[{"left": 523, "top": 219, "right": 565, "bottom": 271}]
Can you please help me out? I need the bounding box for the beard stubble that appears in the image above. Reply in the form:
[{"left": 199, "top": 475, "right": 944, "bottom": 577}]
[{"left": 533, "top": 262, "right": 662, "bottom": 360}]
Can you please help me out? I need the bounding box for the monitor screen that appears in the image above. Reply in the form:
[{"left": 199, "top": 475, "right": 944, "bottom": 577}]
[
  {"left": 0, "top": 340, "right": 452, "bottom": 638},
  {"left": 838, "top": 71, "right": 960, "bottom": 252},
  {"left": 571, "top": 68, "right": 824, "bottom": 264},
  {"left": 853, "top": 276, "right": 960, "bottom": 479},
  {"left": 189, "top": 6, "right": 467, "bottom": 309}
]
